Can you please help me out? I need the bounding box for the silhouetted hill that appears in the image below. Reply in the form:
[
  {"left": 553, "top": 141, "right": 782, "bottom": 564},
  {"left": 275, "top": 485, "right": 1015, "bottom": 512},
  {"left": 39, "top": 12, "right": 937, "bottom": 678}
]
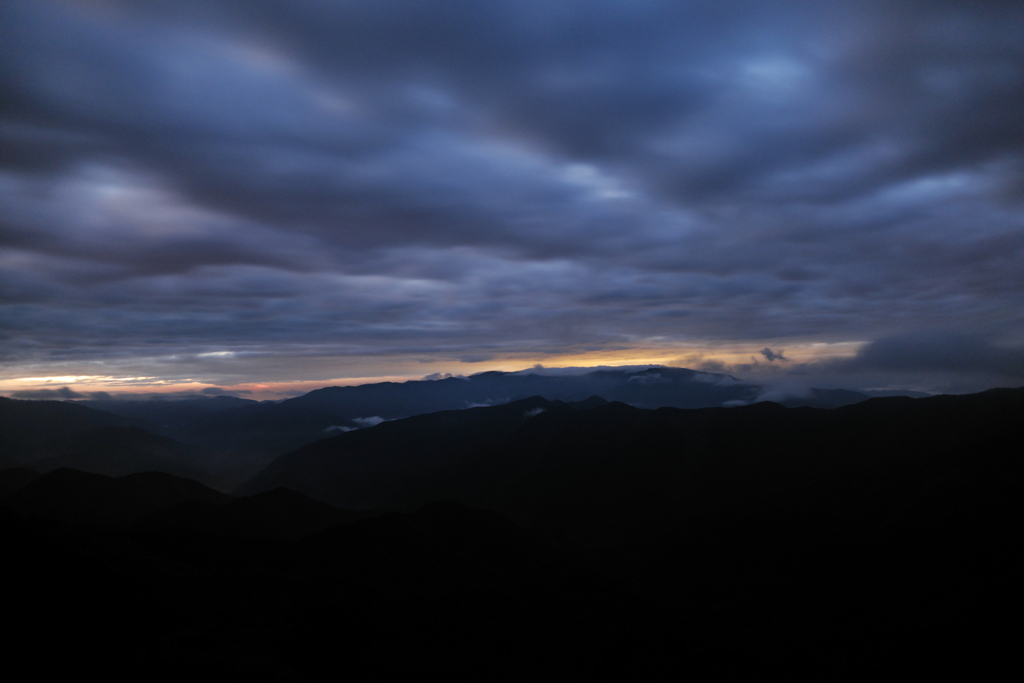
[
  {"left": 631, "top": 389, "right": 1024, "bottom": 675},
  {"left": 4, "top": 388, "right": 1022, "bottom": 678},
  {"left": 0, "top": 396, "right": 151, "bottom": 464},
  {"left": 140, "top": 486, "right": 360, "bottom": 540},
  {"left": 291, "top": 366, "right": 763, "bottom": 416},
  {"left": 3, "top": 479, "right": 643, "bottom": 680},
  {"left": 0, "top": 397, "right": 245, "bottom": 487},
  {"left": 237, "top": 395, "right": 557, "bottom": 506},
  {"left": 239, "top": 387, "right": 1024, "bottom": 565},
  {"left": 0, "top": 466, "right": 39, "bottom": 498},
  {"left": 293, "top": 499, "right": 567, "bottom": 592},
  {"left": 183, "top": 399, "right": 354, "bottom": 455},
  {"left": 0, "top": 396, "right": 285, "bottom": 491},
  {"left": 2, "top": 468, "right": 230, "bottom": 527},
  {"left": 6, "top": 369, "right": 875, "bottom": 492},
  {"left": 81, "top": 395, "right": 257, "bottom": 436},
  {"left": 183, "top": 366, "right": 869, "bottom": 459},
  {"left": 28, "top": 425, "right": 215, "bottom": 480}
]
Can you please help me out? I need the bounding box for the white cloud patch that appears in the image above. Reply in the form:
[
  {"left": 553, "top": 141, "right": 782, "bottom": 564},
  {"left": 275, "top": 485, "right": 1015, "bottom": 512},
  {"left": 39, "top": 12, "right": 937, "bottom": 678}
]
[
  {"left": 465, "top": 400, "right": 496, "bottom": 408},
  {"left": 627, "top": 372, "right": 670, "bottom": 384}
]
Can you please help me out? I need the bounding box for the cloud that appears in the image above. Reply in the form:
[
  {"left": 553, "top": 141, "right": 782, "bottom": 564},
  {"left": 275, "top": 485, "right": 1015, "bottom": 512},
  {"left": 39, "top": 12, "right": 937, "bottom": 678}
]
[
  {"left": 760, "top": 348, "right": 788, "bottom": 362},
  {"left": 628, "top": 372, "right": 670, "bottom": 384},
  {"left": 11, "top": 386, "right": 86, "bottom": 400},
  {"left": 323, "top": 425, "right": 354, "bottom": 433},
  {"left": 840, "top": 332, "right": 1024, "bottom": 379},
  {"left": 701, "top": 331, "right": 1024, "bottom": 395},
  {"left": 1, "top": 1, "right": 1022, "bottom": 390},
  {"left": 352, "top": 416, "right": 386, "bottom": 428},
  {"left": 423, "top": 372, "right": 467, "bottom": 381},
  {"left": 465, "top": 401, "right": 496, "bottom": 409}
]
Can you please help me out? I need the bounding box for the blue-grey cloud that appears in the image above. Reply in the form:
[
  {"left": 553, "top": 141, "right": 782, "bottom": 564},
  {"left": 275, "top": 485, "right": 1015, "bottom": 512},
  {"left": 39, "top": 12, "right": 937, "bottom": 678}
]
[
  {"left": 10, "top": 386, "right": 86, "bottom": 400},
  {"left": 844, "top": 332, "right": 1024, "bottom": 379},
  {"left": 1, "top": 1, "right": 1023, "bottom": 391},
  {"left": 9, "top": 386, "right": 114, "bottom": 400},
  {"left": 694, "top": 331, "right": 1024, "bottom": 395}
]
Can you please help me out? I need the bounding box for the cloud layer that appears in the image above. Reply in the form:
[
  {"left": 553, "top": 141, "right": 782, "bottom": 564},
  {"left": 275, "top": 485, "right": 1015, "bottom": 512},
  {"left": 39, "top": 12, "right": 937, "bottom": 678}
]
[{"left": 2, "top": 1, "right": 1023, "bottom": 392}]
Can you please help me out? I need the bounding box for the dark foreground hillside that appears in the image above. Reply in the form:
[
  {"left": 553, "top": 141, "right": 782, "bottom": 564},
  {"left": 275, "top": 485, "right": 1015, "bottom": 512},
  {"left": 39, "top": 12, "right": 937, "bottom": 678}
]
[
  {"left": 242, "top": 388, "right": 1024, "bottom": 560},
  {"left": 4, "top": 388, "right": 1024, "bottom": 679},
  {"left": 3, "top": 473, "right": 653, "bottom": 681}
]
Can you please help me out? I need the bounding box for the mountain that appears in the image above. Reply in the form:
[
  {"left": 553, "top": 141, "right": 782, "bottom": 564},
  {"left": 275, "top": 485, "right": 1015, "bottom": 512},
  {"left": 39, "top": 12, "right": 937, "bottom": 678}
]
[
  {"left": 81, "top": 394, "right": 257, "bottom": 436},
  {"left": 25, "top": 424, "right": 216, "bottom": 480},
  {"left": 183, "top": 365, "right": 870, "bottom": 457},
  {"left": 2, "top": 471, "right": 628, "bottom": 679},
  {"left": 239, "top": 387, "right": 1024, "bottom": 563},
  {"left": 0, "top": 396, "right": 247, "bottom": 488},
  {"left": 2, "top": 467, "right": 231, "bottom": 527},
  {"left": 0, "top": 465, "right": 361, "bottom": 541},
  {"left": 237, "top": 395, "right": 564, "bottom": 509},
  {"left": 0, "top": 395, "right": 151, "bottom": 465},
  {"left": 0, "top": 466, "right": 40, "bottom": 498},
  {"left": 7, "top": 368, "right": 876, "bottom": 488},
  {"left": 4, "top": 387, "right": 1021, "bottom": 678},
  {"left": 281, "top": 364, "right": 871, "bottom": 415},
  {"left": 0, "top": 396, "right": 286, "bottom": 490},
  {"left": 139, "top": 486, "right": 360, "bottom": 540},
  {"left": 2, "top": 368, "right": 890, "bottom": 492}
]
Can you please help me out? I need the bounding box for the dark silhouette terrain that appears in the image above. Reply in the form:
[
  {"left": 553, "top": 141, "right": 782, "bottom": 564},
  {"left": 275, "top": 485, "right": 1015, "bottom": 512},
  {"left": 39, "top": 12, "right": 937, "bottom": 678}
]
[
  {"left": 241, "top": 389, "right": 1023, "bottom": 561},
  {"left": 3, "top": 387, "right": 1022, "bottom": 679},
  {"left": 4, "top": 367, "right": 881, "bottom": 492},
  {"left": 80, "top": 366, "right": 873, "bottom": 468}
]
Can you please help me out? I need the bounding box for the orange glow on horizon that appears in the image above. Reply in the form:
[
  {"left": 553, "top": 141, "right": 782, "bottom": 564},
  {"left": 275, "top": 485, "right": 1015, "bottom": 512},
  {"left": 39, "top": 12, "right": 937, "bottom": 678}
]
[{"left": 0, "top": 341, "right": 866, "bottom": 400}]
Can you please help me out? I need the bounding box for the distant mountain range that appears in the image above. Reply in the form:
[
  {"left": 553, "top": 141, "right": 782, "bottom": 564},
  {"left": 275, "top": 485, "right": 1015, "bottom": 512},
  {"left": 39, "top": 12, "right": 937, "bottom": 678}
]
[
  {"left": 96, "top": 366, "right": 874, "bottom": 451},
  {"left": 0, "top": 396, "right": 234, "bottom": 488},
  {"left": 0, "top": 366, "right": 928, "bottom": 492}
]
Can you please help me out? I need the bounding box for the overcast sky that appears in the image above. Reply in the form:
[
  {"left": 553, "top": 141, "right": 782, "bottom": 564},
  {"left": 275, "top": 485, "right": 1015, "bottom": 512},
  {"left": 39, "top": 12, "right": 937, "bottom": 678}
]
[{"left": 2, "top": 0, "right": 1023, "bottom": 398}]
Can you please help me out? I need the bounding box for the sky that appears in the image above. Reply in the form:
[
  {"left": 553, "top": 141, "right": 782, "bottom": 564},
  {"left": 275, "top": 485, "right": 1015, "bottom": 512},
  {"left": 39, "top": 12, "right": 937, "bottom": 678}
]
[{"left": 2, "top": 0, "right": 1023, "bottom": 399}]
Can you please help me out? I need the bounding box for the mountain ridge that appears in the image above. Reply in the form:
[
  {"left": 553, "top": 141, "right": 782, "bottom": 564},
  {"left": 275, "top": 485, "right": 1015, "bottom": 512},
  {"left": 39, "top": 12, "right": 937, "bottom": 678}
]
[{"left": 238, "top": 386, "right": 1024, "bottom": 563}]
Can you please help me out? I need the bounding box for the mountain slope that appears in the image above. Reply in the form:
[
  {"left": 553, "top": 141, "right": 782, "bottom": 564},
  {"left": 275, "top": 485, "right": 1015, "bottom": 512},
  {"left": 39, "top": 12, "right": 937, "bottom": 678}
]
[
  {"left": 2, "top": 467, "right": 231, "bottom": 527},
  {"left": 4, "top": 388, "right": 1022, "bottom": 678},
  {"left": 0, "top": 396, "right": 151, "bottom": 464},
  {"left": 188, "top": 365, "right": 867, "bottom": 457},
  {"left": 239, "top": 387, "right": 1024, "bottom": 560}
]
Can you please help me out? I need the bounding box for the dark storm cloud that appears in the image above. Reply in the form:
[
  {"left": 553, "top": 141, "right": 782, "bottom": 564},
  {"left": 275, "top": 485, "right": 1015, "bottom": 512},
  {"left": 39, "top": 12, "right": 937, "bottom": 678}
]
[
  {"left": 844, "top": 332, "right": 1024, "bottom": 379},
  {"left": 11, "top": 386, "right": 87, "bottom": 400},
  {"left": 699, "top": 331, "right": 1024, "bottom": 396},
  {"left": 761, "top": 348, "right": 787, "bottom": 362},
  {"left": 2, "top": 0, "right": 1023, "bottom": 389}
]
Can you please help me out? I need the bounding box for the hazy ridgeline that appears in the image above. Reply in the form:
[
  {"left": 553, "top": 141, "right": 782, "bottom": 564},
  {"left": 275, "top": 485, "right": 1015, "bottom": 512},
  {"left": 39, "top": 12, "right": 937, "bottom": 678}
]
[{"left": 2, "top": 367, "right": 873, "bottom": 490}]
